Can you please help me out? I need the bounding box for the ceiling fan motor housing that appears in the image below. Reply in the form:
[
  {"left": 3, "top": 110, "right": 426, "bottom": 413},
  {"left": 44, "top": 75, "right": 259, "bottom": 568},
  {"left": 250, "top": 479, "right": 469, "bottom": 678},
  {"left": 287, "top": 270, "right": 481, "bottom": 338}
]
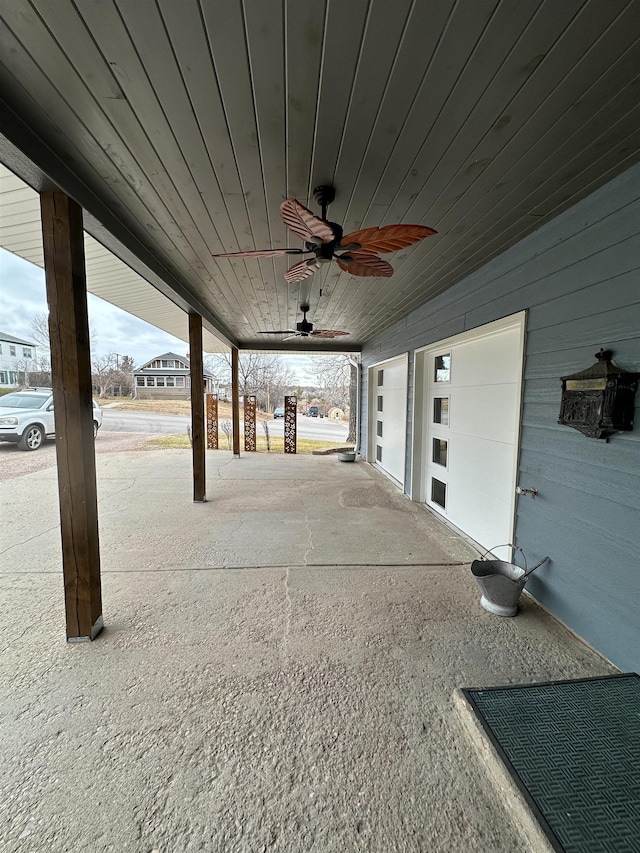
[
  {"left": 296, "top": 305, "right": 313, "bottom": 335},
  {"left": 296, "top": 318, "right": 314, "bottom": 334}
]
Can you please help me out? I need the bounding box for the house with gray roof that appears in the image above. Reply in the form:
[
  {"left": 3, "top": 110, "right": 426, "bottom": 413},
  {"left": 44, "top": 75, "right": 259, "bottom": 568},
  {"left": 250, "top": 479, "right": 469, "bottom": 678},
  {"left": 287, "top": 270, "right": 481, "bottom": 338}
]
[{"left": 133, "top": 352, "right": 217, "bottom": 401}]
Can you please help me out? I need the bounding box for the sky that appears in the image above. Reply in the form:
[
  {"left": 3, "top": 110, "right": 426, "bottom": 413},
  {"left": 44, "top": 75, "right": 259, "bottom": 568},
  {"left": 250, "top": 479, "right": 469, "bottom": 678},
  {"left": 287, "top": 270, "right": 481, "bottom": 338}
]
[{"left": 0, "top": 247, "right": 317, "bottom": 381}]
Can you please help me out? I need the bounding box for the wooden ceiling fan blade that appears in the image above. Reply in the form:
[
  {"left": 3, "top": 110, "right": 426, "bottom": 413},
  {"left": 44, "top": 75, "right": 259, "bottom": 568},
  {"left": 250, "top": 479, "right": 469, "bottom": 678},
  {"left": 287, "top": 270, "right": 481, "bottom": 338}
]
[
  {"left": 280, "top": 198, "right": 335, "bottom": 243},
  {"left": 284, "top": 259, "right": 321, "bottom": 284},
  {"left": 339, "top": 224, "right": 436, "bottom": 254},
  {"left": 257, "top": 329, "right": 297, "bottom": 335},
  {"left": 212, "top": 248, "right": 304, "bottom": 258},
  {"left": 310, "top": 329, "right": 349, "bottom": 338},
  {"left": 336, "top": 253, "right": 394, "bottom": 277}
]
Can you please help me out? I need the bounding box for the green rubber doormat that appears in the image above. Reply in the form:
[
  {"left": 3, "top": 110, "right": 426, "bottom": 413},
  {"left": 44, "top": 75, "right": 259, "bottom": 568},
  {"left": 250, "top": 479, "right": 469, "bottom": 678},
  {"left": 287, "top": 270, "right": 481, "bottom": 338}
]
[{"left": 462, "top": 673, "right": 640, "bottom": 853}]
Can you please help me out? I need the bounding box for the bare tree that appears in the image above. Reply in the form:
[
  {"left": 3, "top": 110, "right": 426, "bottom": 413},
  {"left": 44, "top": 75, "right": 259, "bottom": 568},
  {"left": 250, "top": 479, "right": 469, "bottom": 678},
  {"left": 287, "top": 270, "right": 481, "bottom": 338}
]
[
  {"left": 91, "top": 352, "right": 135, "bottom": 398},
  {"left": 110, "top": 354, "right": 134, "bottom": 397},
  {"left": 92, "top": 353, "right": 117, "bottom": 398},
  {"left": 30, "top": 311, "right": 51, "bottom": 350},
  {"left": 308, "top": 354, "right": 358, "bottom": 443},
  {"left": 205, "top": 352, "right": 297, "bottom": 411},
  {"left": 30, "top": 310, "right": 96, "bottom": 359}
]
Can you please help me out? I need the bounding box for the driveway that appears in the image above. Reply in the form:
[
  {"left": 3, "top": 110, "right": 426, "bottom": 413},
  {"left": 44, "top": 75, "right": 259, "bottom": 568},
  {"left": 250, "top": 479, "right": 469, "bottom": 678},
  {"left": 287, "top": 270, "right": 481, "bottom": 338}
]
[{"left": 0, "top": 430, "right": 153, "bottom": 482}]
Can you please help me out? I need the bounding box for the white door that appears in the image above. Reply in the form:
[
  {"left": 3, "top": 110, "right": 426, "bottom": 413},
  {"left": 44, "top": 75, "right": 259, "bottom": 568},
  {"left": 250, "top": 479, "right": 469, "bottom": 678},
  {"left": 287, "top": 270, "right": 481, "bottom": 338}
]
[
  {"left": 371, "top": 356, "right": 408, "bottom": 485},
  {"left": 418, "top": 315, "right": 525, "bottom": 560}
]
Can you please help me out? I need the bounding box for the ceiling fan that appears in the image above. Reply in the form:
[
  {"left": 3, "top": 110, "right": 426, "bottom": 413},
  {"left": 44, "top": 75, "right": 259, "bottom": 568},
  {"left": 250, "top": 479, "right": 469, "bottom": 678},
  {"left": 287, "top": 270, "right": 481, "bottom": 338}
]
[
  {"left": 212, "top": 186, "right": 437, "bottom": 284},
  {"left": 257, "top": 304, "right": 348, "bottom": 340}
]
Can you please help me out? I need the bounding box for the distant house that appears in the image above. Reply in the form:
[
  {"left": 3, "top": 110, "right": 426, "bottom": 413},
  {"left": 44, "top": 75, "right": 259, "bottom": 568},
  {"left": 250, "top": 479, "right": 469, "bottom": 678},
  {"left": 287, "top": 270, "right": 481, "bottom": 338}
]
[
  {"left": 0, "top": 332, "right": 37, "bottom": 388},
  {"left": 133, "top": 352, "right": 217, "bottom": 400}
]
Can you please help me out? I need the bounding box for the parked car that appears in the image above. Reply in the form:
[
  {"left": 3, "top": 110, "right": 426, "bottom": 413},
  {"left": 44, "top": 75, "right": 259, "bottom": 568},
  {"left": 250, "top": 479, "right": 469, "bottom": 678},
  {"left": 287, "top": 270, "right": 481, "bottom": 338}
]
[
  {"left": 309, "top": 405, "right": 319, "bottom": 417},
  {"left": 0, "top": 388, "right": 103, "bottom": 451},
  {"left": 273, "top": 406, "right": 285, "bottom": 418}
]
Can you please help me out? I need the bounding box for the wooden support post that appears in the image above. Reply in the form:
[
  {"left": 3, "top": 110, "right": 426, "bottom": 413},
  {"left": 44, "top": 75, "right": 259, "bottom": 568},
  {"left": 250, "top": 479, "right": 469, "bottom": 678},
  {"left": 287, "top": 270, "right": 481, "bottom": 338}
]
[
  {"left": 40, "top": 191, "right": 103, "bottom": 642},
  {"left": 231, "top": 347, "right": 240, "bottom": 457},
  {"left": 189, "top": 313, "right": 206, "bottom": 502}
]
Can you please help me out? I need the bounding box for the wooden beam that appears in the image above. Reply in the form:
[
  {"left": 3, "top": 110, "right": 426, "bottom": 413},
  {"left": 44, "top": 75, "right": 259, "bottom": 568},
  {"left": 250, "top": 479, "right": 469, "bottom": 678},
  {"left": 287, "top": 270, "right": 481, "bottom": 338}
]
[
  {"left": 231, "top": 347, "right": 240, "bottom": 457},
  {"left": 189, "top": 313, "right": 206, "bottom": 502},
  {"left": 40, "top": 191, "right": 102, "bottom": 642}
]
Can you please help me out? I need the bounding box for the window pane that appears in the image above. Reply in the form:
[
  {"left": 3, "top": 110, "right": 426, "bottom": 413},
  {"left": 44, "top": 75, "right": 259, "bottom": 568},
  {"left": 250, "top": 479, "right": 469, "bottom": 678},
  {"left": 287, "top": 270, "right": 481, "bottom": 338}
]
[
  {"left": 146, "top": 377, "right": 155, "bottom": 386},
  {"left": 432, "top": 438, "right": 448, "bottom": 466},
  {"left": 175, "top": 377, "right": 184, "bottom": 388},
  {"left": 377, "top": 370, "right": 384, "bottom": 386},
  {"left": 376, "top": 420, "right": 383, "bottom": 437},
  {"left": 156, "top": 376, "right": 165, "bottom": 387},
  {"left": 434, "top": 354, "right": 450, "bottom": 383},
  {"left": 431, "top": 478, "right": 446, "bottom": 508},
  {"left": 433, "top": 397, "right": 449, "bottom": 425},
  {"left": 376, "top": 445, "right": 382, "bottom": 462},
  {"left": 136, "top": 376, "right": 144, "bottom": 386},
  {"left": 377, "top": 395, "right": 383, "bottom": 412}
]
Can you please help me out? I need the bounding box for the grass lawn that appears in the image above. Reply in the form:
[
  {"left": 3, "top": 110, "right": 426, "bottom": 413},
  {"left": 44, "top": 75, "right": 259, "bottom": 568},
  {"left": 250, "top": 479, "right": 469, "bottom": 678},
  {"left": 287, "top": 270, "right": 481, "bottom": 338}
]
[
  {"left": 148, "top": 434, "right": 353, "bottom": 454},
  {"left": 104, "top": 398, "right": 278, "bottom": 421}
]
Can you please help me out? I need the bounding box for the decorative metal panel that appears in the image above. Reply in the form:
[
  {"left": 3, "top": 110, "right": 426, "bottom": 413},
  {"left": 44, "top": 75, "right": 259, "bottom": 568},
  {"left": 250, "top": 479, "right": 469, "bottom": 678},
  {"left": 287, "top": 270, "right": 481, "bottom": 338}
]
[
  {"left": 244, "top": 395, "right": 257, "bottom": 451},
  {"left": 206, "top": 393, "right": 218, "bottom": 449},
  {"left": 284, "top": 396, "right": 297, "bottom": 454}
]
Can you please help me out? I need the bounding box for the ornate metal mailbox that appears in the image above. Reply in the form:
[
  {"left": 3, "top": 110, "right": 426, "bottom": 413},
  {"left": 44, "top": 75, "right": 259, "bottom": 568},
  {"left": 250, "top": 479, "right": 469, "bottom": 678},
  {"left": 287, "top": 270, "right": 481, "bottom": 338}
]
[{"left": 558, "top": 348, "right": 638, "bottom": 440}]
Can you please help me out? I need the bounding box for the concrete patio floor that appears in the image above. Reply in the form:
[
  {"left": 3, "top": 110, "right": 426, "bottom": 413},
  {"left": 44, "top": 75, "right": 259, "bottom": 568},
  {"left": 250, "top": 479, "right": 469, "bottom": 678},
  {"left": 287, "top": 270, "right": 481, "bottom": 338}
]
[{"left": 0, "top": 449, "right": 616, "bottom": 852}]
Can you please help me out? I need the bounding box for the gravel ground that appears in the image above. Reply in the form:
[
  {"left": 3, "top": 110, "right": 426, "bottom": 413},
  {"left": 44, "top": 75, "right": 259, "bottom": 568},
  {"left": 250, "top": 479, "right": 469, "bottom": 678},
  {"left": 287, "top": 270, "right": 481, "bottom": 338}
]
[{"left": 0, "top": 431, "right": 158, "bottom": 482}]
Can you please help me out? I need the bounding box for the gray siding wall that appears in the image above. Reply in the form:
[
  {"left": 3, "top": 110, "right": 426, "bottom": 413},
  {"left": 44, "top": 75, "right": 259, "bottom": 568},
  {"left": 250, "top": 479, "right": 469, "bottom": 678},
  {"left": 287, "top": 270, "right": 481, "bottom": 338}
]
[{"left": 361, "top": 162, "right": 640, "bottom": 671}]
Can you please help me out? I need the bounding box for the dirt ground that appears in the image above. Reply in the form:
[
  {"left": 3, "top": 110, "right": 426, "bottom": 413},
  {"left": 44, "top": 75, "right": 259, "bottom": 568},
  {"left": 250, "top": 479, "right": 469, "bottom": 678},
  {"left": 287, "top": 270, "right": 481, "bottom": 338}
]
[{"left": 0, "top": 431, "right": 154, "bottom": 482}]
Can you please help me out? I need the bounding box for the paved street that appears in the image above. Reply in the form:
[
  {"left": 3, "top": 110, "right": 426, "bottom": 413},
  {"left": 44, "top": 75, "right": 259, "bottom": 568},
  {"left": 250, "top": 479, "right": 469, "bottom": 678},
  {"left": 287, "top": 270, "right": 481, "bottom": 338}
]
[{"left": 102, "top": 409, "right": 349, "bottom": 441}]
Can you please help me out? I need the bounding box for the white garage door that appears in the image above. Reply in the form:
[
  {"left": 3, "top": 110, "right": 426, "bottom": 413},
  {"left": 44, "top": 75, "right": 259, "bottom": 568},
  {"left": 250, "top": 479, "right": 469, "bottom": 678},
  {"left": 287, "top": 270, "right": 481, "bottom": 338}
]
[
  {"left": 370, "top": 355, "right": 408, "bottom": 484},
  {"left": 415, "top": 314, "right": 525, "bottom": 560}
]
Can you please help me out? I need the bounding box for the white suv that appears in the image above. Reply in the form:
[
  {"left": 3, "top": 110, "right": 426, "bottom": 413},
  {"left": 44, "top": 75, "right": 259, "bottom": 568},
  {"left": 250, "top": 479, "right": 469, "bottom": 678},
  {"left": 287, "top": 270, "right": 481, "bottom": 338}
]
[{"left": 0, "top": 388, "right": 103, "bottom": 451}]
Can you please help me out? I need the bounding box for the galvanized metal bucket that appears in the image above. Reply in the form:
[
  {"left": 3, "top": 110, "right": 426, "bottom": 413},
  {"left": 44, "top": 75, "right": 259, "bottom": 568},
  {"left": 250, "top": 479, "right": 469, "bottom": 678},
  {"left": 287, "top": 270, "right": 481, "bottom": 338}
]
[{"left": 471, "top": 545, "right": 549, "bottom": 617}]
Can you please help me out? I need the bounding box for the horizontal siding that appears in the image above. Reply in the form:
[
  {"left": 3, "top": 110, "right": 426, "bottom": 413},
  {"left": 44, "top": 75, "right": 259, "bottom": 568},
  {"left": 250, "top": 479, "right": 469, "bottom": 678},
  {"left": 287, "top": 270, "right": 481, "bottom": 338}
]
[
  {"left": 362, "top": 161, "right": 640, "bottom": 671},
  {"left": 134, "top": 389, "right": 190, "bottom": 401}
]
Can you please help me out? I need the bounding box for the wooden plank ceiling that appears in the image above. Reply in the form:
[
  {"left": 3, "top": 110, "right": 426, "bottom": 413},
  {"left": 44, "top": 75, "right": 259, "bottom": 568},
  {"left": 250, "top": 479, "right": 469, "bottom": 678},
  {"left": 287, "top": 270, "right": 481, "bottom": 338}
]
[{"left": 0, "top": 0, "right": 638, "bottom": 351}]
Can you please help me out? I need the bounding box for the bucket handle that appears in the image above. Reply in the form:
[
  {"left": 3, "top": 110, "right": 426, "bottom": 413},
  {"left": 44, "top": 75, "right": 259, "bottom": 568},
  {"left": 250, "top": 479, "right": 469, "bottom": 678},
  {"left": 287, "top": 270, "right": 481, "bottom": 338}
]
[
  {"left": 523, "top": 556, "right": 550, "bottom": 578},
  {"left": 480, "top": 542, "right": 550, "bottom": 578},
  {"left": 478, "top": 544, "right": 526, "bottom": 571},
  {"left": 478, "top": 544, "right": 550, "bottom": 578}
]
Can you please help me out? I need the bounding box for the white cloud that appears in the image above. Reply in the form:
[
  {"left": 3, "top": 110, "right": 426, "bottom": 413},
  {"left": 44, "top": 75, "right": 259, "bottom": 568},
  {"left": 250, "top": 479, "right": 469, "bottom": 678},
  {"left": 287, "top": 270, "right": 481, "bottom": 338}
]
[
  {"left": 0, "top": 247, "right": 191, "bottom": 367},
  {"left": 0, "top": 248, "right": 323, "bottom": 379}
]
